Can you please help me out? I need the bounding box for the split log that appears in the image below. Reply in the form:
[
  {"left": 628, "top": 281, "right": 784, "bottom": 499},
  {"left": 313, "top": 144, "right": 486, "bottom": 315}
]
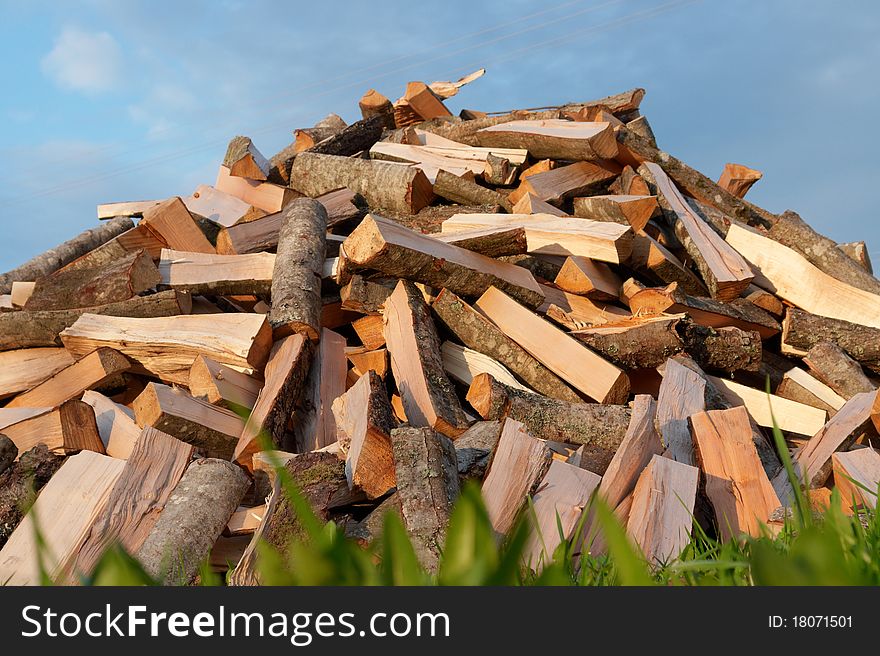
[
  {"left": 781, "top": 307, "right": 880, "bottom": 374},
  {"left": 0, "top": 348, "right": 74, "bottom": 400},
  {"left": 384, "top": 280, "right": 469, "bottom": 438},
  {"left": 60, "top": 313, "right": 272, "bottom": 385},
  {"left": 466, "top": 373, "right": 630, "bottom": 474},
  {"left": 10, "top": 282, "right": 34, "bottom": 308},
  {"left": 481, "top": 418, "right": 552, "bottom": 535},
  {"left": 268, "top": 198, "right": 327, "bottom": 341},
  {"left": 441, "top": 341, "right": 529, "bottom": 392},
  {"left": 7, "top": 347, "right": 130, "bottom": 409},
  {"left": 234, "top": 334, "right": 314, "bottom": 468},
  {"left": 803, "top": 341, "right": 876, "bottom": 400},
  {"left": 81, "top": 390, "right": 141, "bottom": 459},
  {"left": 183, "top": 185, "right": 250, "bottom": 228},
  {"left": 693, "top": 408, "right": 780, "bottom": 538},
  {"left": 0, "top": 445, "right": 64, "bottom": 549},
  {"left": 626, "top": 115, "right": 656, "bottom": 147},
  {"left": 339, "top": 275, "right": 394, "bottom": 315},
  {"left": 509, "top": 161, "right": 619, "bottom": 206},
  {"left": 215, "top": 165, "right": 297, "bottom": 214},
  {"left": 628, "top": 233, "right": 708, "bottom": 296},
  {"left": 832, "top": 448, "right": 880, "bottom": 510},
  {"left": 347, "top": 347, "right": 388, "bottom": 379},
  {"left": 97, "top": 200, "right": 160, "bottom": 219},
  {"left": 223, "top": 136, "right": 271, "bottom": 180},
  {"left": 474, "top": 286, "right": 630, "bottom": 404},
  {"left": 680, "top": 323, "right": 762, "bottom": 372},
  {"left": 626, "top": 454, "right": 699, "bottom": 565},
  {"left": 132, "top": 383, "right": 245, "bottom": 460},
  {"left": 483, "top": 152, "right": 517, "bottom": 186},
  {"left": 726, "top": 223, "right": 880, "bottom": 329},
  {"left": 839, "top": 241, "right": 873, "bottom": 274},
  {"left": 776, "top": 368, "right": 846, "bottom": 417},
  {"left": 743, "top": 284, "right": 784, "bottom": 317},
  {"left": 1, "top": 400, "right": 104, "bottom": 456},
  {"left": 390, "top": 426, "right": 459, "bottom": 572},
  {"left": 225, "top": 505, "right": 267, "bottom": 537},
  {"left": 370, "top": 142, "right": 526, "bottom": 181},
  {"left": 717, "top": 163, "right": 762, "bottom": 198},
  {"left": 140, "top": 197, "right": 216, "bottom": 254},
  {"left": 314, "top": 328, "right": 347, "bottom": 449},
  {"left": 136, "top": 458, "right": 249, "bottom": 586},
  {"left": 767, "top": 210, "right": 880, "bottom": 296},
  {"left": 0, "top": 217, "right": 134, "bottom": 294},
  {"left": 434, "top": 225, "right": 528, "bottom": 258},
  {"left": 290, "top": 153, "right": 432, "bottom": 215},
  {"left": 25, "top": 249, "right": 160, "bottom": 311},
  {"left": 359, "top": 89, "right": 395, "bottom": 127},
  {"left": 656, "top": 357, "right": 706, "bottom": 466},
  {"left": 639, "top": 162, "right": 753, "bottom": 301},
  {"left": 295, "top": 123, "right": 348, "bottom": 153},
  {"left": 554, "top": 256, "right": 622, "bottom": 301},
  {"left": 512, "top": 192, "right": 567, "bottom": 216},
  {"left": 158, "top": 249, "right": 274, "bottom": 296},
  {"left": 476, "top": 120, "right": 618, "bottom": 160},
  {"left": 68, "top": 427, "right": 194, "bottom": 578},
  {"left": 609, "top": 165, "right": 650, "bottom": 196},
  {"left": 188, "top": 355, "right": 261, "bottom": 412},
  {"left": 352, "top": 314, "right": 385, "bottom": 350},
  {"left": 454, "top": 420, "right": 502, "bottom": 482},
  {"left": 572, "top": 195, "right": 659, "bottom": 233},
  {"left": 0, "top": 289, "right": 191, "bottom": 352},
  {"left": 432, "top": 169, "right": 512, "bottom": 211},
  {"left": 342, "top": 215, "right": 544, "bottom": 308}
]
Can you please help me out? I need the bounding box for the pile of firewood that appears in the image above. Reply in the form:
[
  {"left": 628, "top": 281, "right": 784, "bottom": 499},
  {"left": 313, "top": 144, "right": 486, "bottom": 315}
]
[{"left": 2, "top": 71, "right": 879, "bottom": 585}]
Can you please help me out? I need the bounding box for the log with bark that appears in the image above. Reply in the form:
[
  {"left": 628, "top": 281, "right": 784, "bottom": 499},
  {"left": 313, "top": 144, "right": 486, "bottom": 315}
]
[{"left": 803, "top": 341, "right": 876, "bottom": 400}]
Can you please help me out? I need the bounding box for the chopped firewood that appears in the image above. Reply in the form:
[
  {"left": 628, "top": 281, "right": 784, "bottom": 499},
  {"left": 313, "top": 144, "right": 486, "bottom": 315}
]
[
  {"left": 80, "top": 390, "right": 140, "bottom": 459},
  {"left": 639, "top": 162, "right": 753, "bottom": 301},
  {"left": 524, "top": 460, "right": 601, "bottom": 568},
  {"left": 215, "top": 165, "right": 296, "bottom": 214},
  {"left": 97, "top": 200, "right": 160, "bottom": 219},
  {"left": 432, "top": 169, "right": 512, "bottom": 211},
  {"left": 132, "top": 382, "right": 244, "bottom": 460},
  {"left": 25, "top": 248, "right": 160, "bottom": 311},
  {"left": 572, "top": 194, "right": 659, "bottom": 233},
  {"left": 346, "top": 347, "right": 388, "bottom": 378},
  {"left": 314, "top": 328, "right": 347, "bottom": 449},
  {"left": 339, "top": 275, "right": 394, "bottom": 315},
  {"left": 188, "top": 355, "right": 261, "bottom": 412},
  {"left": 140, "top": 197, "right": 215, "bottom": 254},
  {"left": 467, "top": 373, "right": 629, "bottom": 474},
  {"left": 537, "top": 282, "right": 630, "bottom": 328},
  {"left": 7, "top": 347, "right": 130, "bottom": 409},
  {"left": 609, "top": 165, "right": 650, "bottom": 196},
  {"left": 1, "top": 399, "right": 105, "bottom": 457},
  {"left": 690, "top": 406, "right": 780, "bottom": 540},
  {"left": 60, "top": 313, "right": 272, "bottom": 385},
  {"left": 629, "top": 233, "right": 708, "bottom": 295},
  {"left": 776, "top": 367, "right": 846, "bottom": 417},
  {"left": 390, "top": 426, "right": 458, "bottom": 571},
  {"left": 370, "top": 141, "right": 526, "bottom": 181},
  {"left": 342, "top": 215, "right": 544, "bottom": 308},
  {"left": 554, "top": 256, "right": 622, "bottom": 301},
  {"left": 441, "top": 341, "right": 530, "bottom": 392},
  {"left": 0, "top": 348, "right": 74, "bottom": 400},
  {"left": 476, "top": 120, "right": 618, "bottom": 161},
  {"left": 183, "top": 184, "right": 251, "bottom": 227},
  {"left": 359, "top": 88, "right": 395, "bottom": 127},
  {"left": 434, "top": 225, "right": 528, "bottom": 258},
  {"left": 291, "top": 153, "right": 433, "bottom": 215},
  {"left": 481, "top": 418, "right": 552, "bottom": 535},
  {"left": 0, "top": 217, "right": 134, "bottom": 294},
  {"left": 832, "top": 448, "right": 880, "bottom": 510},
  {"left": 295, "top": 119, "right": 348, "bottom": 153},
  {"left": 626, "top": 454, "right": 699, "bottom": 565},
  {"left": 475, "top": 286, "right": 629, "bottom": 403},
  {"left": 223, "top": 136, "right": 271, "bottom": 181},
  {"left": 803, "top": 341, "right": 876, "bottom": 400},
  {"left": 352, "top": 314, "right": 385, "bottom": 349},
  {"left": 0, "top": 289, "right": 191, "bottom": 352},
  {"left": 781, "top": 307, "right": 880, "bottom": 374},
  {"left": 136, "top": 458, "right": 249, "bottom": 585},
  {"left": 0, "top": 444, "right": 64, "bottom": 549},
  {"left": 839, "top": 241, "right": 873, "bottom": 274},
  {"left": 0, "top": 451, "right": 125, "bottom": 585},
  {"left": 454, "top": 420, "right": 502, "bottom": 481},
  {"left": 10, "top": 282, "right": 34, "bottom": 308},
  {"left": 512, "top": 192, "right": 567, "bottom": 216},
  {"left": 743, "top": 283, "right": 784, "bottom": 317},
  {"left": 509, "top": 160, "right": 619, "bottom": 206},
  {"left": 269, "top": 198, "right": 328, "bottom": 341},
  {"left": 727, "top": 223, "right": 880, "bottom": 329},
  {"left": 158, "top": 249, "right": 274, "bottom": 296},
  {"left": 717, "top": 163, "right": 762, "bottom": 198},
  {"left": 225, "top": 504, "right": 267, "bottom": 537},
  {"left": 625, "top": 115, "right": 657, "bottom": 147},
  {"left": 656, "top": 358, "right": 706, "bottom": 465},
  {"left": 384, "top": 280, "right": 469, "bottom": 438},
  {"left": 234, "top": 334, "right": 314, "bottom": 468},
  {"left": 483, "top": 153, "right": 517, "bottom": 186}
]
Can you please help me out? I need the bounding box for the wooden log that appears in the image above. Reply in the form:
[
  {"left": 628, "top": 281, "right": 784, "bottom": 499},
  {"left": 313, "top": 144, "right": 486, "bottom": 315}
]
[
  {"left": 572, "top": 316, "right": 685, "bottom": 369},
  {"left": 434, "top": 225, "right": 528, "bottom": 258},
  {"left": 717, "top": 163, "right": 762, "bottom": 199},
  {"left": 97, "top": 200, "right": 160, "bottom": 220},
  {"left": 639, "top": 162, "right": 753, "bottom": 301},
  {"left": 390, "top": 426, "right": 459, "bottom": 572},
  {"left": 776, "top": 368, "right": 846, "bottom": 417},
  {"left": 295, "top": 123, "right": 348, "bottom": 153},
  {"left": 24, "top": 248, "right": 160, "bottom": 311},
  {"left": 726, "top": 223, "right": 880, "bottom": 329},
  {"left": 743, "top": 284, "right": 784, "bottom": 317},
  {"left": 215, "top": 165, "right": 297, "bottom": 214},
  {"left": 832, "top": 448, "right": 880, "bottom": 510},
  {"left": 0, "top": 444, "right": 64, "bottom": 549},
  {"left": 384, "top": 280, "right": 469, "bottom": 438},
  {"left": 7, "top": 347, "right": 131, "bottom": 409},
  {"left": 839, "top": 241, "right": 873, "bottom": 274},
  {"left": 767, "top": 210, "right": 880, "bottom": 296},
  {"left": 441, "top": 341, "right": 530, "bottom": 392},
  {"left": 158, "top": 249, "right": 274, "bottom": 296},
  {"left": 339, "top": 275, "right": 394, "bottom": 315},
  {"left": 454, "top": 420, "right": 502, "bottom": 482},
  {"left": 441, "top": 213, "right": 633, "bottom": 264},
  {"left": 511, "top": 192, "right": 567, "bottom": 216},
  {"left": 690, "top": 406, "right": 781, "bottom": 541},
  {"left": 183, "top": 185, "right": 250, "bottom": 228},
  {"left": 1, "top": 399, "right": 105, "bottom": 457},
  {"left": 803, "top": 341, "right": 876, "bottom": 400},
  {"left": 432, "top": 289, "right": 580, "bottom": 401},
  {"left": 132, "top": 383, "right": 245, "bottom": 460},
  {"left": 346, "top": 347, "right": 388, "bottom": 379},
  {"left": 509, "top": 161, "right": 619, "bottom": 206},
  {"left": 432, "top": 169, "right": 512, "bottom": 211},
  {"left": 481, "top": 418, "right": 552, "bottom": 535},
  {"left": 476, "top": 120, "right": 617, "bottom": 160},
  {"left": 290, "top": 153, "right": 432, "bottom": 215},
  {"left": 0, "top": 348, "right": 74, "bottom": 400},
  {"left": 140, "top": 197, "right": 215, "bottom": 254},
  {"left": 474, "top": 286, "right": 630, "bottom": 404},
  {"left": 554, "top": 256, "right": 622, "bottom": 301},
  {"left": 359, "top": 88, "right": 395, "bottom": 127},
  {"left": 781, "top": 307, "right": 880, "bottom": 374},
  {"left": 342, "top": 215, "right": 544, "bottom": 308},
  {"left": 352, "top": 314, "right": 385, "bottom": 350},
  {"left": 136, "top": 458, "right": 250, "bottom": 585},
  {"left": 370, "top": 141, "right": 526, "bottom": 181},
  {"left": 656, "top": 358, "right": 706, "bottom": 466},
  {"left": 0, "top": 451, "right": 125, "bottom": 585},
  {"left": 626, "top": 115, "right": 657, "bottom": 147},
  {"left": 234, "top": 334, "right": 314, "bottom": 468},
  {"left": 223, "top": 136, "right": 271, "bottom": 181},
  {"left": 81, "top": 390, "right": 141, "bottom": 459},
  {"left": 629, "top": 233, "right": 707, "bottom": 296},
  {"left": 626, "top": 454, "right": 699, "bottom": 565},
  {"left": 10, "top": 282, "right": 34, "bottom": 308},
  {"left": 609, "top": 165, "right": 650, "bottom": 196},
  {"left": 315, "top": 328, "right": 347, "bottom": 449},
  {"left": 188, "top": 355, "right": 261, "bottom": 412},
  {"left": 572, "top": 194, "right": 658, "bottom": 233},
  {"left": 0, "top": 289, "right": 191, "bottom": 352},
  {"left": 0, "top": 217, "right": 134, "bottom": 294},
  {"left": 67, "top": 427, "right": 194, "bottom": 578},
  {"left": 60, "top": 312, "right": 271, "bottom": 385},
  {"left": 268, "top": 198, "right": 327, "bottom": 341},
  {"left": 466, "top": 373, "right": 630, "bottom": 474},
  {"left": 225, "top": 504, "right": 267, "bottom": 537}
]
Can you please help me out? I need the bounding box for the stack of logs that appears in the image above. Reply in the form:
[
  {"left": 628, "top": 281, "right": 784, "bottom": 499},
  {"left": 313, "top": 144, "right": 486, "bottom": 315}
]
[{"left": 1, "top": 73, "right": 879, "bottom": 585}]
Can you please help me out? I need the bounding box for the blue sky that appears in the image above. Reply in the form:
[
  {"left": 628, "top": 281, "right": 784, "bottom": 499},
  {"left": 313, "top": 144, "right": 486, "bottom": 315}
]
[{"left": 1, "top": 0, "right": 878, "bottom": 270}]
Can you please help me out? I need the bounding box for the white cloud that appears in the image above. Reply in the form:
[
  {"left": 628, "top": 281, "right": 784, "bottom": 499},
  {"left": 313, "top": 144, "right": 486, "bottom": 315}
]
[{"left": 41, "top": 26, "right": 123, "bottom": 93}]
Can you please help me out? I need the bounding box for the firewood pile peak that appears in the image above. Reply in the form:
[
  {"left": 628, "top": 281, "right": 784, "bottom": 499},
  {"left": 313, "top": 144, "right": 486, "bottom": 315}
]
[{"left": 1, "top": 71, "right": 879, "bottom": 584}]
